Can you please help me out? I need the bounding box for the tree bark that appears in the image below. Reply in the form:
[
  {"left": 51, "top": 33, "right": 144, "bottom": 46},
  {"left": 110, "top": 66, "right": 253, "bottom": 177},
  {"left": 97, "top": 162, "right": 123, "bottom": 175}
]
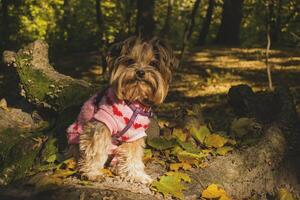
[
  {"left": 215, "top": 0, "right": 244, "bottom": 45},
  {"left": 160, "top": 0, "right": 173, "bottom": 39},
  {"left": 95, "top": 0, "right": 104, "bottom": 42},
  {"left": 2, "top": 40, "right": 101, "bottom": 112},
  {"left": 197, "top": 0, "right": 215, "bottom": 46},
  {"left": 1, "top": 0, "right": 9, "bottom": 50},
  {"left": 136, "top": 0, "right": 155, "bottom": 39},
  {"left": 179, "top": 0, "right": 201, "bottom": 60}
]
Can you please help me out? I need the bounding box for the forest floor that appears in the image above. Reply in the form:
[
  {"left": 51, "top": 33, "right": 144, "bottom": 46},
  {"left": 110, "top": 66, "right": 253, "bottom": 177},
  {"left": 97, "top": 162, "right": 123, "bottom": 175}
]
[
  {"left": 52, "top": 46, "right": 300, "bottom": 127},
  {"left": 0, "top": 46, "right": 300, "bottom": 199}
]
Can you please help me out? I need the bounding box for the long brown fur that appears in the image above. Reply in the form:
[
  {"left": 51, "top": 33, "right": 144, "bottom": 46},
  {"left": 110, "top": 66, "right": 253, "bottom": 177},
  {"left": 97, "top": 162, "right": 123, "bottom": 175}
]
[{"left": 72, "top": 36, "right": 178, "bottom": 183}]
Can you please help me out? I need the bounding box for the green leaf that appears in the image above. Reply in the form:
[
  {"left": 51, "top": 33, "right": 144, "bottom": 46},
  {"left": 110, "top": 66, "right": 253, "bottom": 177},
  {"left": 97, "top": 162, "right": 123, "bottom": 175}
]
[
  {"left": 216, "top": 146, "right": 233, "bottom": 156},
  {"left": 191, "top": 125, "right": 211, "bottom": 144},
  {"left": 177, "top": 150, "right": 206, "bottom": 164},
  {"left": 152, "top": 175, "right": 186, "bottom": 199},
  {"left": 177, "top": 140, "right": 201, "bottom": 153},
  {"left": 147, "top": 137, "right": 177, "bottom": 150},
  {"left": 46, "top": 154, "right": 57, "bottom": 163},
  {"left": 172, "top": 128, "right": 187, "bottom": 142},
  {"left": 204, "top": 134, "right": 228, "bottom": 148}
]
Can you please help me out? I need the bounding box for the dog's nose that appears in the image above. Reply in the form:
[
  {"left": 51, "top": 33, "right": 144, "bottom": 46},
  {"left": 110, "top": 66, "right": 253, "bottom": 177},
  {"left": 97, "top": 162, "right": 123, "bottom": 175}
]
[{"left": 136, "top": 70, "right": 145, "bottom": 79}]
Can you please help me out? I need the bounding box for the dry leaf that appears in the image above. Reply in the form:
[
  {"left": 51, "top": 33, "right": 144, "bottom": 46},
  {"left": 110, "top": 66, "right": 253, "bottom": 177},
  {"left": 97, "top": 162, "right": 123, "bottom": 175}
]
[
  {"left": 204, "top": 134, "right": 228, "bottom": 148},
  {"left": 277, "top": 188, "right": 295, "bottom": 200},
  {"left": 201, "top": 184, "right": 231, "bottom": 200},
  {"left": 170, "top": 162, "right": 192, "bottom": 171}
]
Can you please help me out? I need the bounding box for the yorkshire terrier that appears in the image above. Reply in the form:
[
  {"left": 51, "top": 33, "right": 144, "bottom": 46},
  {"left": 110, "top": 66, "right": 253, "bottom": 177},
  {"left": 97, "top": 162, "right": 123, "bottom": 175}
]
[{"left": 66, "top": 36, "right": 178, "bottom": 183}]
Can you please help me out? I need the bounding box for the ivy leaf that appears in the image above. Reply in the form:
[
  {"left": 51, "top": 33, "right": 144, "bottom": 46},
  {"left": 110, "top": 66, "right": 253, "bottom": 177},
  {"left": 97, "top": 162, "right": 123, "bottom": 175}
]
[
  {"left": 216, "top": 146, "right": 233, "bottom": 156},
  {"left": 204, "top": 134, "right": 228, "bottom": 148},
  {"left": 277, "top": 188, "right": 295, "bottom": 200},
  {"left": 46, "top": 154, "right": 57, "bottom": 163},
  {"left": 152, "top": 175, "right": 186, "bottom": 199},
  {"left": 201, "top": 184, "right": 231, "bottom": 200},
  {"left": 191, "top": 125, "right": 211, "bottom": 144},
  {"left": 147, "top": 137, "right": 177, "bottom": 150}
]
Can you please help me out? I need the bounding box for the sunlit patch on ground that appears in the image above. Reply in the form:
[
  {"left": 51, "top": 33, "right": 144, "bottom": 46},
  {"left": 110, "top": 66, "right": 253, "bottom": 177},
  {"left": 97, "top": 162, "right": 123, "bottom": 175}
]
[{"left": 49, "top": 47, "right": 300, "bottom": 123}]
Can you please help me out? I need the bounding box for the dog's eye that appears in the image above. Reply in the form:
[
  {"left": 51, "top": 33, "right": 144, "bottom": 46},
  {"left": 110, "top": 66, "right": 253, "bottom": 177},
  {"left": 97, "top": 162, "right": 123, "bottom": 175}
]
[
  {"left": 150, "top": 60, "right": 159, "bottom": 69},
  {"left": 125, "top": 58, "right": 135, "bottom": 66}
]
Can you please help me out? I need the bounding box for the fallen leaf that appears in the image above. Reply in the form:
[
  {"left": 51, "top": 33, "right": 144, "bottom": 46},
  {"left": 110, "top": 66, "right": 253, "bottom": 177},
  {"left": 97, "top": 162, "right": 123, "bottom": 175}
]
[
  {"left": 165, "top": 171, "right": 191, "bottom": 182},
  {"left": 147, "top": 137, "right": 177, "bottom": 150},
  {"left": 100, "top": 168, "right": 114, "bottom": 177},
  {"left": 152, "top": 172, "right": 190, "bottom": 199},
  {"left": 216, "top": 146, "right": 233, "bottom": 156},
  {"left": 172, "top": 128, "right": 187, "bottom": 142},
  {"left": 277, "top": 188, "right": 295, "bottom": 200},
  {"left": 143, "top": 148, "right": 153, "bottom": 162},
  {"left": 201, "top": 184, "right": 231, "bottom": 200},
  {"left": 177, "top": 150, "right": 206, "bottom": 165},
  {"left": 204, "top": 134, "right": 228, "bottom": 148},
  {"left": 191, "top": 125, "right": 211, "bottom": 144},
  {"left": 177, "top": 140, "right": 200, "bottom": 153},
  {"left": 52, "top": 169, "right": 76, "bottom": 178},
  {"left": 0, "top": 98, "right": 9, "bottom": 111},
  {"left": 170, "top": 162, "right": 192, "bottom": 171}
]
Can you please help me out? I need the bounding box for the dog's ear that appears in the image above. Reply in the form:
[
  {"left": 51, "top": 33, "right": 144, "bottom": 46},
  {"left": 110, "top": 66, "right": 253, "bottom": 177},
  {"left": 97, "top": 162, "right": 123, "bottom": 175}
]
[
  {"left": 151, "top": 38, "right": 178, "bottom": 71},
  {"left": 106, "top": 42, "right": 122, "bottom": 71}
]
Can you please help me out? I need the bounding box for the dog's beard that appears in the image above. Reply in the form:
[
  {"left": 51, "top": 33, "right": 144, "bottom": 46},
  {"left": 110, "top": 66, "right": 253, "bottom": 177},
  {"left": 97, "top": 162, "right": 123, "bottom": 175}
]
[{"left": 110, "top": 65, "right": 168, "bottom": 105}]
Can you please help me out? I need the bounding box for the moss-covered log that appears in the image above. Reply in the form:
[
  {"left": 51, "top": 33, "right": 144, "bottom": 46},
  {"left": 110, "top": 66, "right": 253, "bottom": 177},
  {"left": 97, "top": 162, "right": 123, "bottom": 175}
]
[{"left": 3, "top": 40, "right": 104, "bottom": 112}]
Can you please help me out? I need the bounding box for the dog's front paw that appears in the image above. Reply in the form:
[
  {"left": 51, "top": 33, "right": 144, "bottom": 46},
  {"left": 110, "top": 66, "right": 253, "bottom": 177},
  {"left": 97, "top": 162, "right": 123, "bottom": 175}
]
[
  {"left": 125, "top": 171, "right": 153, "bottom": 184},
  {"left": 81, "top": 171, "right": 105, "bottom": 182}
]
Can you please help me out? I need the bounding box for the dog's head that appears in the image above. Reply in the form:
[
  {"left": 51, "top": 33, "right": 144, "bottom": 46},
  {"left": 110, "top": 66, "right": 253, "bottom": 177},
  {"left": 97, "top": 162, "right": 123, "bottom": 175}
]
[{"left": 106, "top": 37, "right": 178, "bottom": 106}]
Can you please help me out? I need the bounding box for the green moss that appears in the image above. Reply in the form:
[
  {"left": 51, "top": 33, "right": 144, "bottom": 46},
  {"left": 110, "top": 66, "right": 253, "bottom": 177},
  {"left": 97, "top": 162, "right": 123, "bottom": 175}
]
[{"left": 15, "top": 52, "right": 96, "bottom": 112}]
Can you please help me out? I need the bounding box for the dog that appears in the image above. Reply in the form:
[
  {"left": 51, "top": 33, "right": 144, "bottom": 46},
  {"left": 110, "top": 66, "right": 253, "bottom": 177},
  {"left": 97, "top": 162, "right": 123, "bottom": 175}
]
[{"left": 66, "top": 36, "right": 178, "bottom": 183}]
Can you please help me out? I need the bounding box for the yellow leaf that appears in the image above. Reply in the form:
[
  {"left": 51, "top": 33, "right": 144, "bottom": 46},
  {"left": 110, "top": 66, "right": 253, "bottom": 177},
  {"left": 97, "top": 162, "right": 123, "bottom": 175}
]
[
  {"left": 63, "top": 158, "right": 77, "bottom": 170},
  {"left": 177, "top": 150, "right": 206, "bottom": 165},
  {"left": 173, "top": 128, "right": 187, "bottom": 142},
  {"left": 52, "top": 169, "right": 76, "bottom": 178},
  {"left": 170, "top": 162, "right": 192, "bottom": 171},
  {"left": 100, "top": 168, "right": 114, "bottom": 177},
  {"left": 165, "top": 171, "right": 191, "bottom": 183},
  {"left": 204, "top": 134, "right": 228, "bottom": 148},
  {"left": 0, "top": 98, "right": 9, "bottom": 111},
  {"left": 191, "top": 125, "right": 211, "bottom": 144},
  {"left": 201, "top": 184, "right": 231, "bottom": 200},
  {"left": 143, "top": 149, "right": 153, "bottom": 162},
  {"left": 216, "top": 146, "right": 233, "bottom": 156},
  {"left": 152, "top": 175, "right": 186, "bottom": 199},
  {"left": 277, "top": 188, "right": 295, "bottom": 200}
]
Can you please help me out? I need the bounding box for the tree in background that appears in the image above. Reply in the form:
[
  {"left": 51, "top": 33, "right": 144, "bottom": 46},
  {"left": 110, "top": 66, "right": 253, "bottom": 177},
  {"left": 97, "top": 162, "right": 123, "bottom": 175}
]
[
  {"left": 197, "top": 0, "right": 215, "bottom": 46},
  {"left": 95, "top": 0, "right": 104, "bottom": 43},
  {"left": 215, "top": 0, "right": 244, "bottom": 45},
  {"left": 136, "top": 0, "right": 155, "bottom": 39},
  {"left": 160, "top": 0, "right": 174, "bottom": 39},
  {"left": 1, "top": 0, "right": 9, "bottom": 50}
]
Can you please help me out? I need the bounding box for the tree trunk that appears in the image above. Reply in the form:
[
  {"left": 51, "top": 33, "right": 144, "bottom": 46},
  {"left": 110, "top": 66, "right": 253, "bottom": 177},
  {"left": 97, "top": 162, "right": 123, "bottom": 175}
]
[
  {"left": 160, "top": 0, "right": 173, "bottom": 39},
  {"left": 95, "top": 0, "right": 104, "bottom": 42},
  {"left": 2, "top": 41, "right": 101, "bottom": 112},
  {"left": 61, "top": 0, "right": 72, "bottom": 48},
  {"left": 179, "top": 0, "right": 201, "bottom": 60},
  {"left": 1, "top": 0, "right": 9, "bottom": 50},
  {"left": 136, "top": 0, "right": 155, "bottom": 39},
  {"left": 215, "top": 0, "right": 244, "bottom": 45},
  {"left": 197, "top": 0, "right": 215, "bottom": 46},
  {"left": 124, "top": 0, "right": 135, "bottom": 35},
  {"left": 269, "top": 0, "right": 283, "bottom": 44}
]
